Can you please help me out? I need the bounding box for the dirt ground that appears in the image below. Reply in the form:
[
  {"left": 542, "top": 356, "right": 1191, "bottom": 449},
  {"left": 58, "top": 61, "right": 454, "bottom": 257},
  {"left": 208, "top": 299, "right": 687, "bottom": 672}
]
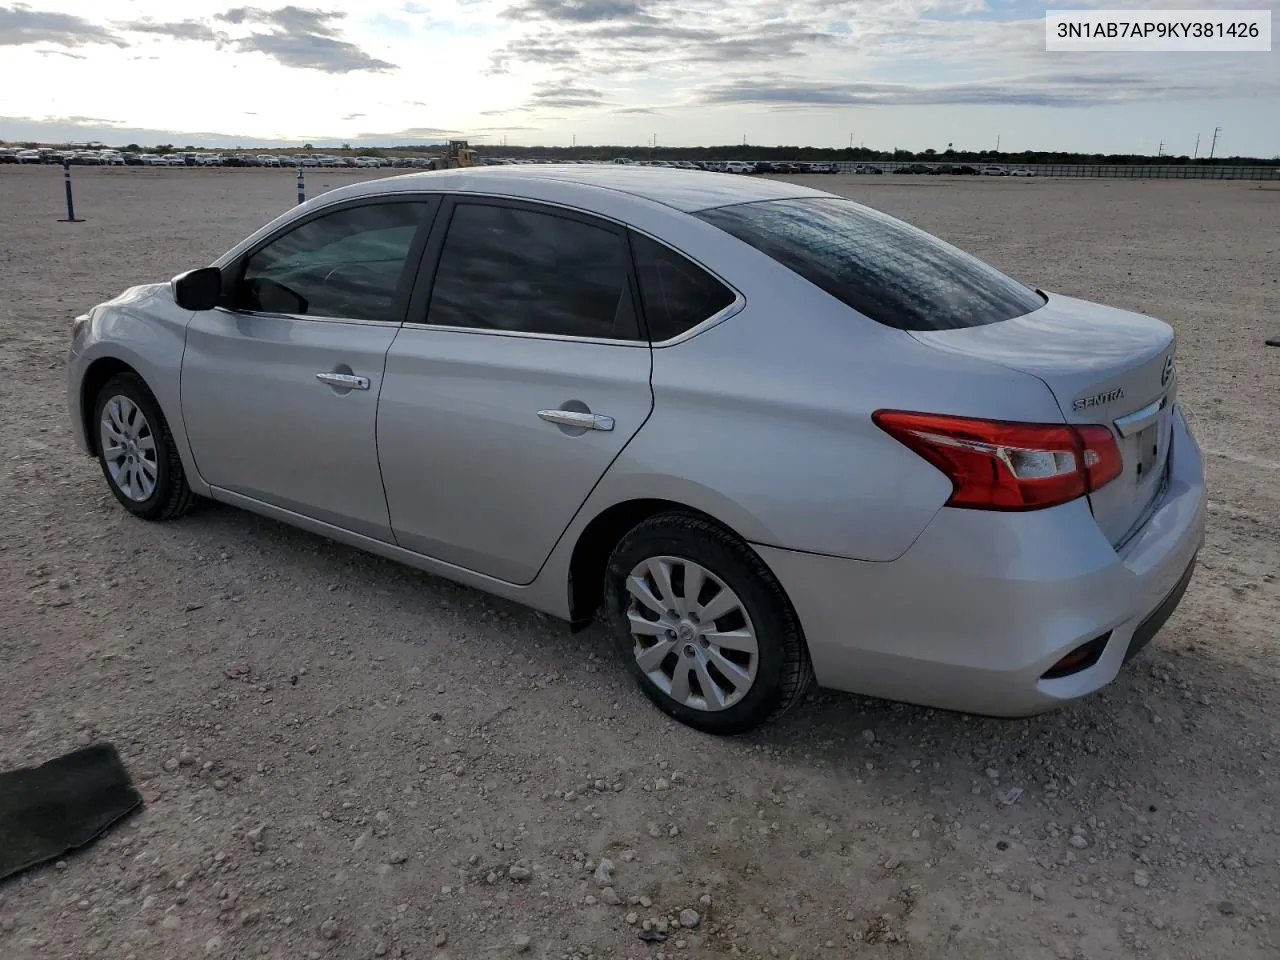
[{"left": 1, "top": 166, "right": 1278, "bottom": 960}]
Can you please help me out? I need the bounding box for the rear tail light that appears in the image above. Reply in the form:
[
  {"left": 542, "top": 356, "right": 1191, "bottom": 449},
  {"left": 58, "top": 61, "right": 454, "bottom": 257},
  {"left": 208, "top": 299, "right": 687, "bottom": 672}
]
[{"left": 873, "top": 410, "right": 1122, "bottom": 511}]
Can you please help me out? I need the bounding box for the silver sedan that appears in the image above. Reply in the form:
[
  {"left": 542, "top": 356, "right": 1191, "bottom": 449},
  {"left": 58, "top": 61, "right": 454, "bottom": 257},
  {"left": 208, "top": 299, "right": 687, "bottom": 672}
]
[{"left": 66, "top": 166, "right": 1207, "bottom": 734}]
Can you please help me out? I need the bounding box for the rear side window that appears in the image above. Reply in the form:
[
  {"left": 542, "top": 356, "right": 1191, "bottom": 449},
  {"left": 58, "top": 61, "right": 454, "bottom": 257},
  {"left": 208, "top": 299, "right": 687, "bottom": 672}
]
[
  {"left": 631, "top": 234, "right": 735, "bottom": 342},
  {"left": 694, "top": 198, "right": 1044, "bottom": 331},
  {"left": 426, "top": 202, "right": 640, "bottom": 340}
]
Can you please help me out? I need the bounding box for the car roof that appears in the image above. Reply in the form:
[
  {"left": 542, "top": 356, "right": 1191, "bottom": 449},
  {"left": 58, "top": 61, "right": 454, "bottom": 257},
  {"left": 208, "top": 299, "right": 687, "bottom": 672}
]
[{"left": 338, "top": 164, "right": 831, "bottom": 213}]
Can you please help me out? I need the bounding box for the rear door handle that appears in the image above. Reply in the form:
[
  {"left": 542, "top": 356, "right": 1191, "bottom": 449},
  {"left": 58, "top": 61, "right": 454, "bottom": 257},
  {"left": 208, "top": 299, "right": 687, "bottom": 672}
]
[
  {"left": 316, "top": 372, "right": 370, "bottom": 390},
  {"left": 537, "top": 409, "right": 615, "bottom": 431}
]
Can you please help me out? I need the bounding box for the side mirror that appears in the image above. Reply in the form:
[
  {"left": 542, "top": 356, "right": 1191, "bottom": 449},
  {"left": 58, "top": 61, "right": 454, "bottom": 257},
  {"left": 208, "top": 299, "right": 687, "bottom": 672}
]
[{"left": 171, "top": 266, "right": 223, "bottom": 311}]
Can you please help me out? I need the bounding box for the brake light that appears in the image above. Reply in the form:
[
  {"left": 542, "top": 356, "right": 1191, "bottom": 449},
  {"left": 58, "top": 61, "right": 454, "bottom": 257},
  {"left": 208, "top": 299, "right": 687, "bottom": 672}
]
[{"left": 873, "top": 410, "right": 1122, "bottom": 511}]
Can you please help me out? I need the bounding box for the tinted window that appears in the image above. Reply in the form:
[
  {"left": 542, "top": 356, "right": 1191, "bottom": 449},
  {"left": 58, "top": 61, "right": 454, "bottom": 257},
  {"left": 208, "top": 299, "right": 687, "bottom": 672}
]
[
  {"left": 237, "top": 203, "right": 430, "bottom": 322},
  {"left": 426, "top": 203, "right": 639, "bottom": 340},
  {"left": 695, "top": 198, "right": 1044, "bottom": 331},
  {"left": 632, "top": 234, "right": 735, "bottom": 342}
]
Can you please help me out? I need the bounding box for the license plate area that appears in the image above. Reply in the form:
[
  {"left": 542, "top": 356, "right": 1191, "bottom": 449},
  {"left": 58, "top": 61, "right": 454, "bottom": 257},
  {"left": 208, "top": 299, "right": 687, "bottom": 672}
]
[{"left": 1135, "top": 422, "right": 1160, "bottom": 479}]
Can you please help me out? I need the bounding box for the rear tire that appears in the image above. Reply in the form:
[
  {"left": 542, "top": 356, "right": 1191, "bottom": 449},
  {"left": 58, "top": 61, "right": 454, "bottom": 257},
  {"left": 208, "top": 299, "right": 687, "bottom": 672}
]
[
  {"left": 93, "top": 373, "right": 198, "bottom": 522},
  {"left": 605, "top": 512, "right": 812, "bottom": 735}
]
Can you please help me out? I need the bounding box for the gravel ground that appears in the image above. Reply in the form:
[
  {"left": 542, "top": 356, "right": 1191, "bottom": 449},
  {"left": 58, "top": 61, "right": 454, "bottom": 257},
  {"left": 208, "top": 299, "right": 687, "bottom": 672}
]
[{"left": 1, "top": 166, "right": 1278, "bottom": 960}]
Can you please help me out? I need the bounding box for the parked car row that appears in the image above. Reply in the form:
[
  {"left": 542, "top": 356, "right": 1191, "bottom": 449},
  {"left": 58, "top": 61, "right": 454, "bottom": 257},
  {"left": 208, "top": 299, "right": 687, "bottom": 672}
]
[
  {"left": 1, "top": 147, "right": 1040, "bottom": 178},
  {"left": 866, "top": 162, "right": 1035, "bottom": 176},
  {"left": 7, "top": 148, "right": 126, "bottom": 165}
]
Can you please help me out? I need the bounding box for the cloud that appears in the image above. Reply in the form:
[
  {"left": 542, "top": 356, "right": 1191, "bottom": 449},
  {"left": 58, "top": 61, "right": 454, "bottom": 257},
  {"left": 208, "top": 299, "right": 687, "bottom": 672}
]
[
  {"left": 36, "top": 47, "right": 85, "bottom": 58},
  {"left": 502, "top": 0, "right": 654, "bottom": 22},
  {"left": 489, "top": 2, "right": 839, "bottom": 77},
  {"left": 613, "top": 106, "right": 659, "bottom": 114},
  {"left": 529, "top": 81, "right": 607, "bottom": 109},
  {"left": 342, "top": 112, "right": 366, "bottom": 120},
  {"left": 219, "top": 6, "right": 341, "bottom": 37},
  {"left": 116, "top": 19, "right": 222, "bottom": 43},
  {"left": 0, "top": 3, "right": 126, "bottom": 47},
  {"left": 216, "top": 5, "right": 396, "bottom": 72},
  {"left": 695, "top": 68, "right": 1280, "bottom": 109}
]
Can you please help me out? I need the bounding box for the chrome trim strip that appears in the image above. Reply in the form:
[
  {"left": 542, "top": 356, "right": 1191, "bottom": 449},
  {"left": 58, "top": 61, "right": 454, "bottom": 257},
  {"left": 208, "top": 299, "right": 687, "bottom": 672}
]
[
  {"left": 1113, "top": 394, "right": 1168, "bottom": 438},
  {"left": 212, "top": 307, "right": 402, "bottom": 328}
]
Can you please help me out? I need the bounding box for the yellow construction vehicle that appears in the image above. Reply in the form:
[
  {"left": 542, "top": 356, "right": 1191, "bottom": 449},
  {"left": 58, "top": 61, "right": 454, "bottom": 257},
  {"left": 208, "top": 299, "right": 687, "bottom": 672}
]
[{"left": 428, "top": 140, "right": 475, "bottom": 170}]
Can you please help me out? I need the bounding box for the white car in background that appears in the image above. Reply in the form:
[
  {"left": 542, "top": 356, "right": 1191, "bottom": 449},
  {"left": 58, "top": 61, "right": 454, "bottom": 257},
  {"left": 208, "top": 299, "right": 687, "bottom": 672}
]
[
  {"left": 354, "top": 157, "right": 382, "bottom": 168},
  {"left": 723, "top": 161, "right": 755, "bottom": 174},
  {"left": 981, "top": 166, "right": 1007, "bottom": 176},
  {"left": 1010, "top": 168, "right": 1035, "bottom": 177}
]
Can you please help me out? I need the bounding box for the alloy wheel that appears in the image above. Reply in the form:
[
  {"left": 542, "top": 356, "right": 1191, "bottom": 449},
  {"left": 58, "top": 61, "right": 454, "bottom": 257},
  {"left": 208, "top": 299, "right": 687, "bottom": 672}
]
[
  {"left": 624, "top": 555, "right": 759, "bottom": 712},
  {"left": 99, "top": 394, "right": 158, "bottom": 502}
]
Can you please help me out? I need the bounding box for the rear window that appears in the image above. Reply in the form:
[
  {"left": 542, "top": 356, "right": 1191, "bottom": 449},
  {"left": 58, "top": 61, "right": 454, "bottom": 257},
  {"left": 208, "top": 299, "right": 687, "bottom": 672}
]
[{"left": 694, "top": 197, "right": 1044, "bottom": 331}]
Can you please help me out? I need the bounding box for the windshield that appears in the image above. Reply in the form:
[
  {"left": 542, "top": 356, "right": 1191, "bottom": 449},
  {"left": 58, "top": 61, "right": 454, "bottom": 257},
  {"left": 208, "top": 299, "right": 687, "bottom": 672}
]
[{"left": 694, "top": 197, "right": 1044, "bottom": 331}]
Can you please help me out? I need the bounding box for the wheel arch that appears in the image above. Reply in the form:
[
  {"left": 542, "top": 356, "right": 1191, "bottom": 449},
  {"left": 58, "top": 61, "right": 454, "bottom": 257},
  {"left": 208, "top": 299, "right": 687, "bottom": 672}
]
[
  {"left": 566, "top": 497, "right": 784, "bottom": 631},
  {"left": 80, "top": 357, "right": 143, "bottom": 456}
]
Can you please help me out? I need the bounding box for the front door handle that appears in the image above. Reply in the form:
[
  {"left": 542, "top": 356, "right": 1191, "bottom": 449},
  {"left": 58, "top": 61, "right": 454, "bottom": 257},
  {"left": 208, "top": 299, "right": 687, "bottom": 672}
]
[
  {"left": 316, "top": 372, "right": 370, "bottom": 390},
  {"left": 538, "top": 409, "right": 615, "bottom": 432}
]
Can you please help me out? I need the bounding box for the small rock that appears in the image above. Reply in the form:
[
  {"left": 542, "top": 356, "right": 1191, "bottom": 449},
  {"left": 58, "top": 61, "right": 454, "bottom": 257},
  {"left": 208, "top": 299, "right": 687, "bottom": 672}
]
[
  {"left": 512, "top": 933, "right": 531, "bottom": 953},
  {"left": 374, "top": 943, "right": 388, "bottom": 957},
  {"left": 699, "top": 894, "right": 712, "bottom": 907},
  {"left": 435, "top": 932, "right": 448, "bottom": 947},
  {"left": 1068, "top": 835, "right": 1089, "bottom": 850},
  {"left": 388, "top": 851, "right": 408, "bottom": 865},
  {"left": 861, "top": 729, "right": 876, "bottom": 744},
  {"left": 163, "top": 758, "right": 179, "bottom": 772},
  {"left": 625, "top": 912, "right": 639, "bottom": 925},
  {"left": 205, "top": 935, "right": 224, "bottom": 954},
  {"left": 678, "top": 908, "right": 700, "bottom": 929},
  {"left": 1029, "top": 883, "right": 1046, "bottom": 901},
  {"left": 601, "top": 887, "right": 621, "bottom": 906},
  {"left": 655, "top": 778, "right": 671, "bottom": 791},
  {"left": 594, "top": 858, "right": 615, "bottom": 887},
  {"left": 246, "top": 824, "right": 266, "bottom": 843},
  {"left": 353, "top": 830, "right": 372, "bottom": 852},
  {"left": 0, "top": 918, "right": 14, "bottom": 933},
  {"left": 995, "top": 786, "right": 1024, "bottom": 806},
  {"left": 1218, "top": 901, "right": 1236, "bottom": 916},
  {"left": 178, "top": 751, "right": 195, "bottom": 767},
  {"left": 1133, "top": 869, "right": 1150, "bottom": 888},
  {"left": 639, "top": 896, "right": 652, "bottom": 908},
  {"left": 508, "top": 864, "right": 531, "bottom": 882},
  {"left": 320, "top": 918, "right": 340, "bottom": 940},
  {"left": 162, "top": 914, "right": 181, "bottom": 930}
]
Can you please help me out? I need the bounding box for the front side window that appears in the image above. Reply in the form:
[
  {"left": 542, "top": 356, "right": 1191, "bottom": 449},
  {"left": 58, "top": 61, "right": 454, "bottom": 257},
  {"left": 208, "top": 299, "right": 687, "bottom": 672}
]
[
  {"left": 631, "top": 234, "right": 736, "bottom": 342},
  {"left": 236, "top": 202, "right": 432, "bottom": 322},
  {"left": 695, "top": 198, "right": 1044, "bottom": 331},
  {"left": 426, "top": 203, "right": 639, "bottom": 340}
]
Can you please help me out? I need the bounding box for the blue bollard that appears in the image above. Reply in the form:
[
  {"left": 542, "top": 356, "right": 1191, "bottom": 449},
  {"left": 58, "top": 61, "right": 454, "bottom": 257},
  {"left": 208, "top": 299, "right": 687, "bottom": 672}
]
[
  {"left": 296, "top": 166, "right": 305, "bottom": 205},
  {"left": 58, "top": 161, "right": 84, "bottom": 223}
]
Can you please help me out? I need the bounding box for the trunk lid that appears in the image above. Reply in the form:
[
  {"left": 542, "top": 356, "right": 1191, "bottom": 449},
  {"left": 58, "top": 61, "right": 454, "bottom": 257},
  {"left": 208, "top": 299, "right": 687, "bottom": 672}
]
[{"left": 908, "top": 291, "right": 1177, "bottom": 547}]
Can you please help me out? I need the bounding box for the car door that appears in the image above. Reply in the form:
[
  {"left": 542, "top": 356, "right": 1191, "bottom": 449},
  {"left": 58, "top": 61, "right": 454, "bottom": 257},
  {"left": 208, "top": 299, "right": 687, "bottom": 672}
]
[
  {"left": 181, "top": 197, "right": 438, "bottom": 541},
  {"left": 378, "top": 197, "right": 654, "bottom": 584}
]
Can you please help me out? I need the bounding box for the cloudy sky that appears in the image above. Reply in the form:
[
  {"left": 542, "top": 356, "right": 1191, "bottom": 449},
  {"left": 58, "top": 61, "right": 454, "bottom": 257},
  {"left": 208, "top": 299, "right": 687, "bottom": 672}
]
[{"left": 1, "top": 0, "right": 1277, "bottom": 153}]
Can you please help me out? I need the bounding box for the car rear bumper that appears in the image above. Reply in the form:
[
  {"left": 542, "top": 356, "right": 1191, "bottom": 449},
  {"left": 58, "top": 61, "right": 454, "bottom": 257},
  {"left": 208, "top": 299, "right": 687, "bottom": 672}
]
[{"left": 755, "top": 405, "right": 1207, "bottom": 717}]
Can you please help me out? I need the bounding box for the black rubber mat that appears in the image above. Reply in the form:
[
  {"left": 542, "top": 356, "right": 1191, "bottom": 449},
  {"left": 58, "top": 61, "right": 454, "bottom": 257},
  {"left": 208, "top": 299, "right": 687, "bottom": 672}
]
[{"left": 0, "top": 743, "right": 141, "bottom": 882}]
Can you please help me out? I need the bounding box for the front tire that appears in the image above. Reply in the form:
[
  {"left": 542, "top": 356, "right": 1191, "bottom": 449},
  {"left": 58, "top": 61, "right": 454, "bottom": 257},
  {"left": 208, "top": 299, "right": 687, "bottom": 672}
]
[
  {"left": 605, "top": 512, "right": 813, "bottom": 735},
  {"left": 93, "top": 373, "right": 198, "bottom": 521}
]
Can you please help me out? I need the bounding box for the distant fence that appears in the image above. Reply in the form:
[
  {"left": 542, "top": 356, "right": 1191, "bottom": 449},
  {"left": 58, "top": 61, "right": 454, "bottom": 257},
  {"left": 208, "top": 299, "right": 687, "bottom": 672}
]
[{"left": 834, "top": 162, "right": 1280, "bottom": 180}]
